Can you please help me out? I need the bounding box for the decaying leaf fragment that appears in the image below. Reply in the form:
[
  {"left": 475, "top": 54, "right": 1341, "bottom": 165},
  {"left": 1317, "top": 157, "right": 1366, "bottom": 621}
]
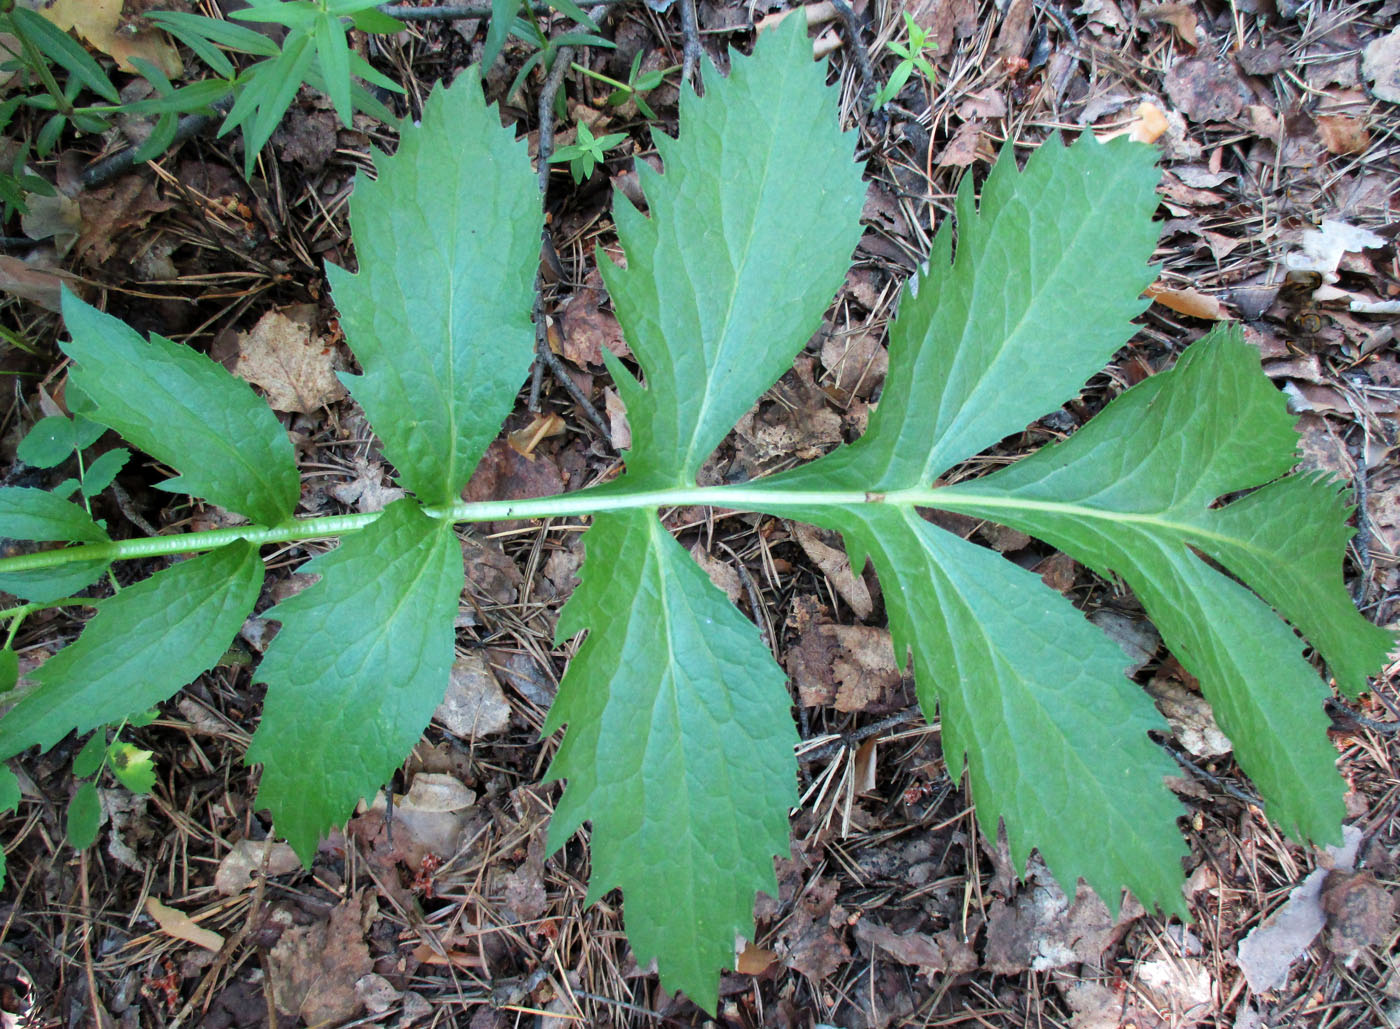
[{"left": 234, "top": 307, "right": 347, "bottom": 414}]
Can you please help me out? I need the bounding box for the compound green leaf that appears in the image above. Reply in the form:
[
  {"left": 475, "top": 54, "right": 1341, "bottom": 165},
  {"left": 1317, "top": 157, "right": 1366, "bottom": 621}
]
[
  {"left": 0, "top": 486, "right": 108, "bottom": 544},
  {"left": 0, "top": 764, "right": 17, "bottom": 811},
  {"left": 822, "top": 505, "right": 1188, "bottom": 912},
  {"left": 599, "top": 15, "right": 865, "bottom": 485},
  {"left": 72, "top": 733, "right": 108, "bottom": 778},
  {"left": 482, "top": 0, "right": 517, "bottom": 69},
  {"left": 546, "top": 509, "right": 799, "bottom": 1013},
  {"left": 13, "top": 8, "right": 119, "bottom": 103},
  {"left": 328, "top": 71, "right": 541, "bottom": 506},
  {"left": 314, "top": 10, "right": 352, "bottom": 125},
  {"left": 66, "top": 781, "right": 100, "bottom": 849},
  {"left": 249, "top": 500, "right": 463, "bottom": 861},
  {"left": 80, "top": 448, "right": 130, "bottom": 498},
  {"left": 935, "top": 329, "right": 1392, "bottom": 842},
  {"left": 0, "top": 486, "right": 110, "bottom": 601},
  {"left": 17, "top": 415, "right": 79, "bottom": 468},
  {"left": 0, "top": 561, "right": 109, "bottom": 604},
  {"left": 777, "top": 132, "right": 1160, "bottom": 494},
  {"left": 60, "top": 291, "right": 299, "bottom": 526},
  {"left": 0, "top": 763, "right": 14, "bottom": 884},
  {"left": 108, "top": 742, "right": 157, "bottom": 794},
  {"left": 0, "top": 542, "right": 264, "bottom": 760}
]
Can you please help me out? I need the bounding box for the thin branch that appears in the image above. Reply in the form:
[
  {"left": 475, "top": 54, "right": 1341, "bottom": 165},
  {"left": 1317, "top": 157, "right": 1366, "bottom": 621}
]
[
  {"left": 679, "top": 0, "right": 703, "bottom": 94},
  {"left": 82, "top": 97, "right": 233, "bottom": 190},
  {"left": 380, "top": 0, "right": 632, "bottom": 20},
  {"left": 799, "top": 707, "right": 921, "bottom": 764},
  {"left": 828, "top": 0, "right": 875, "bottom": 113}
]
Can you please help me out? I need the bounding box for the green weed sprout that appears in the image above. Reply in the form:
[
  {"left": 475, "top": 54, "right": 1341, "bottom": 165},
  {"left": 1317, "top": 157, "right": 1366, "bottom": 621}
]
[
  {"left": 549, "top": 119, "right": 629, "bottom": 183},
  {"left": 871, "top": 11, "right": 937, "bottom": 111}
]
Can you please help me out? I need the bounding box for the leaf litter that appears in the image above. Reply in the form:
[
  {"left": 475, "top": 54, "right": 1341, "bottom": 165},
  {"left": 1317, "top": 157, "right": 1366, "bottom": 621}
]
[{"left": 1, "top": 0, "right": 1399, "bottom": 1025}]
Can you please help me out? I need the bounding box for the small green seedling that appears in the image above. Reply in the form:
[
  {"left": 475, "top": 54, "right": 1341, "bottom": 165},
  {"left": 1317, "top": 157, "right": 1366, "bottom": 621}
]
[
  {"left": 870, "top": 10, "right": 937, "bottom": 110},
  {"left": 549, "top": 119, "right": 629, "bottom": 183},
  {"left": 573, "top": 51, "right": 678, "bottom": 121}
]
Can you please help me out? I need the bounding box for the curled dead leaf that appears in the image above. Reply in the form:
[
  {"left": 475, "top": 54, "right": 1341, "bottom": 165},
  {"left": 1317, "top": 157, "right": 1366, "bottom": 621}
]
[
  {"left": 508, "top": 412, "right": 566, "bottom": 458},
  {"left": 1145, "top": 281, "right": 1232, "bottom": 320},
  {"left": 145, "top": 897, "right": 225, "bottom": 952}
]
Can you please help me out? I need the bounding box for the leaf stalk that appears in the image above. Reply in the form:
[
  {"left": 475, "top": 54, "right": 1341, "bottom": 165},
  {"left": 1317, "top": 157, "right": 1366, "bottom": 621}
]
[{"left": 0, "top": 481, "right": 1231, "bottom": 578}]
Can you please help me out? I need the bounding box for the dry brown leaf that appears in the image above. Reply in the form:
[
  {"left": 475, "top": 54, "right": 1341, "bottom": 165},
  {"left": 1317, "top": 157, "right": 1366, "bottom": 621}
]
[
  {"left": 905, "top": 0, "right": 977, "bottom": 51},
  {"left": 462, "top": 439, "right": 566, "bottom": 534},
  {"left": 1145, "top": 281, "right": 1232, "bottom": 320},
  {"left": 558, "top": 269, "right": 630, "bottom": 366},
  {"left": 1059, "top": 978, "right": 1170, "bottom": 1029},
  {"left": 1201, "top": 230, "right": 1243, "bottom": 261},
  {"left": 774, "top": 876, "right": 851, "bottom": 980},
  {"left": 28, "top": 0, "right": 182, "bottom": 78},
  {"left": 1035, "top": 551, "right": 1078, "bottom": 594},
  {"left": 735, "top": 941, "right": 777, "bottom": 975},
  {"left": 269, "top": 890, "right": 376, "bottom": 1025},
  {"left": 214, "top": 839, "right": 301, "bottom": 895},
  {"left": 731, "top": 358, "right": 844, "bottom": 477},
  {"left": 1294, "top": 412, "right": 1357, "bottom": 481},
  {"left": 787, "top": 622, "right": 903, "bottom": 713},
  {"left": 984, "top": 874, "right": 1144, "bottom": 974},
  {"left": 20, "top": 192, "right": 80, "bottom": 256},
  {"left": 1076, "top": 0, "right": 1128, "bottom": 35},
  {"left": 821, "top": 329, "right": 888, "bottom": 399},
  {"left": 1145, "top": 663, "right": 1232, "bottom": 758},
  {"left": 366, "top": 772, "right": 476, "bottom": 861},
  {"left": 435, "top": 654, "right": 511, "bottom": 739},
  {"left": 853, "top": 918, "right": 978, "bottom": 977},
  {"left": 71, "top": 177, "right": 171, "bottom": 266},
  {"left": 1164, "top": 56, "right": 1251, "bottom": 123},
  {"left": 937, "top": 118, "right": 986, "bottom": 168},
  {"left": 690, "top": 544, "right": 744, "bottom": 604},
  {"left": 461, "top": 533, "right": 523, "bottom": 606},
  {"left": 995, "top": 0, "right": 1031, "bottom": 56},
  {"left": 507, "top": 412, "right": 566, "bottom": 458},
  {"left": 604, "top": 387, "right": 631, "bottom": 451},
  {"left": 1143, "top": 3, "right": 1197, "bottom": 47},
  {"left": 145, "top": 897, "right": 225, "bottom": 952},
  {"left": 329, "top": 457, "right": 405, "bottom": 513},
  {"left": 1315, "top": 115, "right": 1371, "bottom": 155},
  {"left": 1134, "top": 953, "right": 1215, "bottom": 1027},
  {"left": 1237, "top": 42, "right": 1290, "bottom": 76},
  {"left": 0, "top": 254, "right": 75, "bottom": 311},
  {"left": 1362, "top": 26, "right": 1400, "bottom": 103},
  {"left": 1321, "top": 870, "right": 1396, "bottom": 954},
  {"left": 793, "top": 522, "right": 873, "bottom": 619},
  {"left": 852, "top": 737, "right": 878, "bottom": 794},
  {"left": 954, "top": 88, "right": 1006, "bottom": 120},
  {"left": 234, "top": 307, "right": 346, "bottom": 413}
]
